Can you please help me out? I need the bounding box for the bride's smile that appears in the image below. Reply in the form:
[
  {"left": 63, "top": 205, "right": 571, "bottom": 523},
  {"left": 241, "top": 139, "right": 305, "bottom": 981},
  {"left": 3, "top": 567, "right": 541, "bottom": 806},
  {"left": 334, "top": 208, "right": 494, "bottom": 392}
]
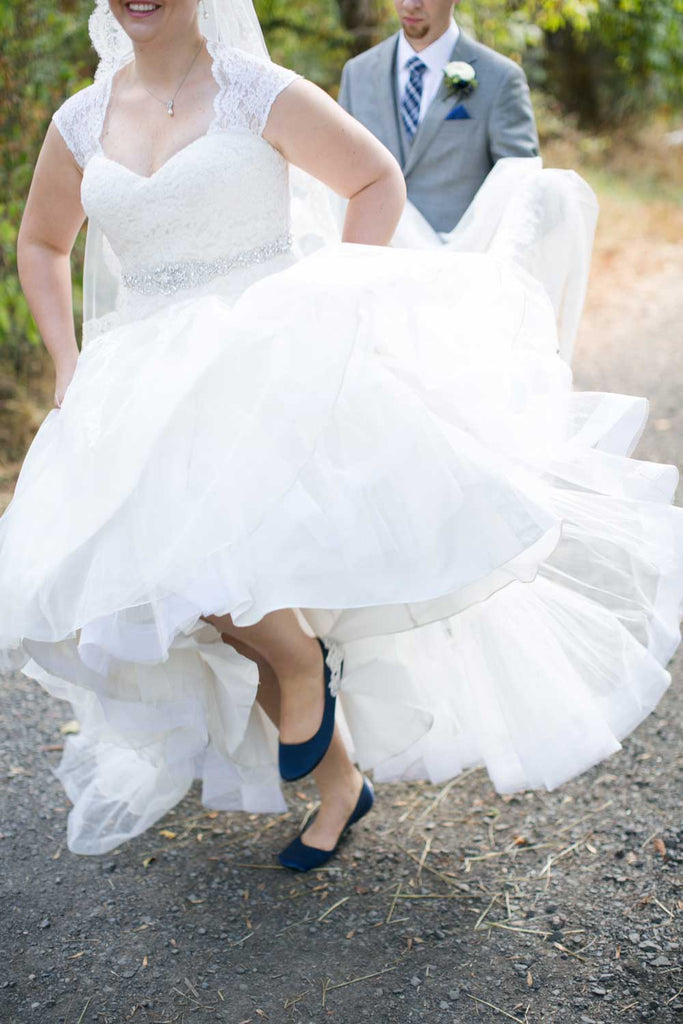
[{"left": 125, "top": 3, "right": 163, "bottom": 19}]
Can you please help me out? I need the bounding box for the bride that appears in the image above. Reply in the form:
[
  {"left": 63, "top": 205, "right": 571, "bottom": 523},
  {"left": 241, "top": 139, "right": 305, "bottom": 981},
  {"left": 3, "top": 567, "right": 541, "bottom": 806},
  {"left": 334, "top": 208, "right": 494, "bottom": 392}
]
[{"left": 2, "top": 0, "right": 682, "bottom": 866}]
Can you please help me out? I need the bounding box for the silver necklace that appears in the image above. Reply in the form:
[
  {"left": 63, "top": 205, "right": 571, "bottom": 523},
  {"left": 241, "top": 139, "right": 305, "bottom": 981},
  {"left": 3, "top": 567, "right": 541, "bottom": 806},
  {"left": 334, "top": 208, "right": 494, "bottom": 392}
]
[{"left": 135, "top": 40, "right": 205, "bottom": 117}]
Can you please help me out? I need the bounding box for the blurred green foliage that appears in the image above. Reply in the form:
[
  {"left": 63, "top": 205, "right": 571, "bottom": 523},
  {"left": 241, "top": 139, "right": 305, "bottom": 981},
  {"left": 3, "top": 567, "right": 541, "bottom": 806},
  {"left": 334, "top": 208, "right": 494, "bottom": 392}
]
[
  {"left": 545, "top": 0, "right": 683, "bottom": 123},
  {"left": 1, "top": 1, "right": 91, "bottom": 374},
  {"left": 455, "top": 0, "right": 683, "bottom": 122},
  {"left": 1, "top": 0, "right": 681, "bottom": 375},
  {"left": 257, "top": 0, "right": 352, "bottom": 89}
]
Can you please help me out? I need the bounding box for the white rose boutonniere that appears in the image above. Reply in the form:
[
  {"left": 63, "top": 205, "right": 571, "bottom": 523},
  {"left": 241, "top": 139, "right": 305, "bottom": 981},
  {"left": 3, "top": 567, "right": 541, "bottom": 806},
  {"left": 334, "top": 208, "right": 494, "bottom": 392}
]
[{"left": 443, "top": 61, "right": 477, "bottom": 99}]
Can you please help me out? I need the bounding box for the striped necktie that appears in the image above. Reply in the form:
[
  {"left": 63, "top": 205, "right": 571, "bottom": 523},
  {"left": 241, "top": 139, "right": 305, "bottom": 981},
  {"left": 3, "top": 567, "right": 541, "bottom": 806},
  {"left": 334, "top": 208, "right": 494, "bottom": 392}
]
[{"left": 400, "top": 55, "right": 428, "bottom": 141}]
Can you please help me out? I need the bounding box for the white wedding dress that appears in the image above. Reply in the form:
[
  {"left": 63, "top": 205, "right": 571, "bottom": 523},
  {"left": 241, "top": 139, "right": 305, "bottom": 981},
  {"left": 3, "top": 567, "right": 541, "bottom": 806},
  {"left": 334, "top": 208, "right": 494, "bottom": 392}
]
[
  {"left": 331, "top": 156, "right": 599, "bottom": 365},
  {"left": 389, "top": 156, "right": 599, "bottom": 365},
  {"left": 1, "top": 42, "right": 682, "bottom": 854}
]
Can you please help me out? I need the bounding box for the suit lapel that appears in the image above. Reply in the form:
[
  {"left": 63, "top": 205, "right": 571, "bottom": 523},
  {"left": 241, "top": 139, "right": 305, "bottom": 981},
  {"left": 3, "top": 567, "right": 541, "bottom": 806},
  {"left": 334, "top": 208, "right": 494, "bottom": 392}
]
[
  {"left": 372, "top": 34, "right": 405, "bottom": 168},
  {"left": 403, "top": 31, "right": 477, "bottom": 177}
]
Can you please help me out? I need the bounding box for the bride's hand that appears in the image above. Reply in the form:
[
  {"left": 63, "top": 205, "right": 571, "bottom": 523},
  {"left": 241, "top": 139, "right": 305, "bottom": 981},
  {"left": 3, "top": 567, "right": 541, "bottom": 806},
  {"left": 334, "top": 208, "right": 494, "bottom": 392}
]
[{"left": 54, "top": 358, "right": 78, "bottom": 409}]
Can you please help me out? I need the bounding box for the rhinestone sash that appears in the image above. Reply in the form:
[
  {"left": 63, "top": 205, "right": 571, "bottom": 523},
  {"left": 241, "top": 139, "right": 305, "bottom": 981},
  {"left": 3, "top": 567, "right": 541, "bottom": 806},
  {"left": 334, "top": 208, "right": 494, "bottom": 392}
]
[{"left": 121, "top": 233, "right": 293, "bottom": 296}]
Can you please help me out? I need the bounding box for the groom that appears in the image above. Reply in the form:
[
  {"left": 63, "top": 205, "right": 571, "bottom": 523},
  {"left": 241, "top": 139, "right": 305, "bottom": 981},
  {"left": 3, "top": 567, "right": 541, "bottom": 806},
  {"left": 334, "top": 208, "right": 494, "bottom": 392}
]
[{"left": 338, "top": 0, "right": 539, "bottom": 233}]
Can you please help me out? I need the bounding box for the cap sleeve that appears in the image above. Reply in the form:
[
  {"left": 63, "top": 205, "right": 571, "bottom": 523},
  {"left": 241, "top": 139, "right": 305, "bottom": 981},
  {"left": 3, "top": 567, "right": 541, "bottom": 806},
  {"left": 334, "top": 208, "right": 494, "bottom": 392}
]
[
  {"left": 208, "top": 43, "right": 302, "bottom": 136},
  {"left": 51, "top": 78, "right": 109, "bottom": 170}
]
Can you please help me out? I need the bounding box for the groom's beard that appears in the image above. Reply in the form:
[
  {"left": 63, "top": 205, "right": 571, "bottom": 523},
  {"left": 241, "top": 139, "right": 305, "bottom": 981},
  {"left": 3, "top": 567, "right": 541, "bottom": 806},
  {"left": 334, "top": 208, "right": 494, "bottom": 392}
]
[{"left": 401, "top": 19, "right": 431, "bottom": 40}]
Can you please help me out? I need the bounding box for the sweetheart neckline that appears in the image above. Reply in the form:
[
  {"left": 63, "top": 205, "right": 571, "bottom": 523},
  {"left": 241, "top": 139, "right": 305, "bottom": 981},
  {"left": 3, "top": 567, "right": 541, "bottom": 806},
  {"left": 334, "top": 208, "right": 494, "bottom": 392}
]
[
  {"left": 95, "top": 39, "right": 227, "bottom": 182},
  {"left": 93, "top": 39, "right": 274, "bottom": 182},
  {"left": 91, "top": 128, "right": 277, "bottom": 182},
  {"left": 95, "top": 132, "right": 220, "bottom": 181}
]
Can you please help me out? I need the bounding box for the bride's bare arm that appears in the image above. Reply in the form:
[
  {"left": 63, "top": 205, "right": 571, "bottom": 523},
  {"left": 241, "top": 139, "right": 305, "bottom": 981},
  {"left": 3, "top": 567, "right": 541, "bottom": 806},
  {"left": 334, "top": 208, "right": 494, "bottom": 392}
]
[
  {"left": 263, "top": 79, "right": 406, "bottom": 246},
  {"left": 17, "top": 123, "right": 86, "bottom": 407}
]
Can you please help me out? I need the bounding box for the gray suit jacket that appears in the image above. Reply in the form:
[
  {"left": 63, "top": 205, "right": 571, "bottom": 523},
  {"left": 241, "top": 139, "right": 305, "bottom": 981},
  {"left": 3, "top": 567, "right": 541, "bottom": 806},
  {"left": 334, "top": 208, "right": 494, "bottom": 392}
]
[{"left": 338, "top": 31, "right": 539, "bottom": 233}]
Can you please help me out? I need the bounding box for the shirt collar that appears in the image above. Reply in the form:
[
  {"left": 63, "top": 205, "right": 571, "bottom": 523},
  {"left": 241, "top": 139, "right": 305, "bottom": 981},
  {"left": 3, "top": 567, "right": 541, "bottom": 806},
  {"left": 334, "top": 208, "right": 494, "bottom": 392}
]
[{"left": 397, "top": 18, "right": 459, "bottom": 74}]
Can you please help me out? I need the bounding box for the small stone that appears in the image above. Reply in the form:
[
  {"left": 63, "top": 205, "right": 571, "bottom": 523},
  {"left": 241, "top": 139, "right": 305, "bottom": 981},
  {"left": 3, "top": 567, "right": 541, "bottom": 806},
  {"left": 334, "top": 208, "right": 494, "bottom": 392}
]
[
  {"left": 447, "top": 989, "right": 460, "bottom": 1000},
  {"left": 39, "top": 918, "right": 50, "bottom": 929},
  {"left": 410, "top": 975, "right": 421, "bottom": 988},
  {"left": 639, "top": 941, "right": 659, "bottom": 951},
  {"left": 629, "top": 932, "right": 641, "bottom": 944},
  {"left": 31, "top": 1003, "right": 40, "bottom": 1011},
  {"left": 652, "top": 955, "right": 671, "bottom": 967},
  {"left": 591, "top": 985, "right": 607, "bottom": 996},
  {"left": 439, "top": 1001, "right": 449, "bottom": 1010},
  {"left": 102, "top": 861, "right": 116, "bottom": 873}
]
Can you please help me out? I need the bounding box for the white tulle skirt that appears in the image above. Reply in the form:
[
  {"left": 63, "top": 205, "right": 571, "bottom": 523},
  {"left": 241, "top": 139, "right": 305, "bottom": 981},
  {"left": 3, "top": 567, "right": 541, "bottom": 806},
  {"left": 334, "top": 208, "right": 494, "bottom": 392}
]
[{"left": 1, "top": 242, "right": 681, "bottom": 854}]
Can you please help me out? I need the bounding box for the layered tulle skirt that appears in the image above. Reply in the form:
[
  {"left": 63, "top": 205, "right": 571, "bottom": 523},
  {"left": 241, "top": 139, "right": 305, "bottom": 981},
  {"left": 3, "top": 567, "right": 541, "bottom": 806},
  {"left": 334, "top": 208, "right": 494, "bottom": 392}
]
[{"left": 1, "top": 243, "right": 681, "bottom": 853}]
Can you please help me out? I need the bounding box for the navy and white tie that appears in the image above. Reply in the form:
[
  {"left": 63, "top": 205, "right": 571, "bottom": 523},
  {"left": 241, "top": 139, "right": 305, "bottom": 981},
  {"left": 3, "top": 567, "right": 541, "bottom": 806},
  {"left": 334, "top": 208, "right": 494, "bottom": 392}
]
[{"left": 400, "top": 55, "right": 428, "bottom": 141}]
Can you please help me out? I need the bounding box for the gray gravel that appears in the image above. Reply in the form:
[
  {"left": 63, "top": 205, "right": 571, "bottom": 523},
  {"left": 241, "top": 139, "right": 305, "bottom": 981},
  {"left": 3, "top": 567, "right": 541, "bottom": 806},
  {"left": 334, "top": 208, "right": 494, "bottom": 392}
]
[{"left": 1, "top": 257, "right": 682, "bottom": 1024}]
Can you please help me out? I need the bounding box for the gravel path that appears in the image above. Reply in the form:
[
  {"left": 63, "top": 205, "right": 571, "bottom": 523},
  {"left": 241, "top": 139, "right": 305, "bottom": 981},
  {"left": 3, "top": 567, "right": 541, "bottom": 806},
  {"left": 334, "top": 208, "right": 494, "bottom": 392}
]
[{"left": 1, "top": 249, "right": 681, "bottom": 1024}]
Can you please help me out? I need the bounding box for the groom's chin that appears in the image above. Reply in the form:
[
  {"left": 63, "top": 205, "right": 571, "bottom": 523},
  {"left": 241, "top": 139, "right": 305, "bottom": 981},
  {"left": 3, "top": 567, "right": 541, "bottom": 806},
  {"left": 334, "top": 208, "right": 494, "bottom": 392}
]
[{"left": 401, "top": 20, "right": 430, "bottom": 40}]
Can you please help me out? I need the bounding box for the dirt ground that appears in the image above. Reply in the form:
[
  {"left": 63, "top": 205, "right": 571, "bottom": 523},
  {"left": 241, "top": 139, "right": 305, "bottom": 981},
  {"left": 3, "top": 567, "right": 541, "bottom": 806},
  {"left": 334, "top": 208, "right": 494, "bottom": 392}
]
[{"left": 1, "top": 190, "right": 682, "bottom": 1024}]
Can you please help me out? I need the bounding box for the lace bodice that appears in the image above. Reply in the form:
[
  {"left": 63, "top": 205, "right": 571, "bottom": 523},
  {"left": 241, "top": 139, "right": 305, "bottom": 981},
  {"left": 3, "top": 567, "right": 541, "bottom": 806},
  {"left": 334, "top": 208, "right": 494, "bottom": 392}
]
[{"left": 52, "top": 42, "right": 300, "bottom": 314}]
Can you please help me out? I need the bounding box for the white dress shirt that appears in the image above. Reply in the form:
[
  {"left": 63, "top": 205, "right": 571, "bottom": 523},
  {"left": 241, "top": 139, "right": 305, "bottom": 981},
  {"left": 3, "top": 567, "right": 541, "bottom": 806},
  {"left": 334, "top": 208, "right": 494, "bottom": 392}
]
[{"left": 396, "top": 19, "right": 460, "bottom": 125}]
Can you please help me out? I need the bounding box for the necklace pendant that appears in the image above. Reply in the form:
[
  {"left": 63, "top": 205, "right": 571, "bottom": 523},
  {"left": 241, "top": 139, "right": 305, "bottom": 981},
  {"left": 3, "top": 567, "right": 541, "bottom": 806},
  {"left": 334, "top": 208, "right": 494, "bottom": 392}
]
[{"left": 166, "top": 100, "right": 174, "bottom": 117}]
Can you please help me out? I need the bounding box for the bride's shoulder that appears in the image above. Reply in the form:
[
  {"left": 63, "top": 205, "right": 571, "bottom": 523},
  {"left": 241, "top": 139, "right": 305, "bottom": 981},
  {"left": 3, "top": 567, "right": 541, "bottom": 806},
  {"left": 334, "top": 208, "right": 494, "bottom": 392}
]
[
  {"left": 51, "top": 76, "right": 110, "bottom": 169},
  {"left": 209, "top": 41, "right": 302, "bottom": 135}
]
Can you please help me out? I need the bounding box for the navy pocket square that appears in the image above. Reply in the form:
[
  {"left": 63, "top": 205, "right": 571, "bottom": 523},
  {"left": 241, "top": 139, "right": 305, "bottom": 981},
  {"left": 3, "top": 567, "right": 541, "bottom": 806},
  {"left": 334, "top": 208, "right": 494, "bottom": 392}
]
[{"left": 445, "top": 104, "right": 471, "bottom": 121}]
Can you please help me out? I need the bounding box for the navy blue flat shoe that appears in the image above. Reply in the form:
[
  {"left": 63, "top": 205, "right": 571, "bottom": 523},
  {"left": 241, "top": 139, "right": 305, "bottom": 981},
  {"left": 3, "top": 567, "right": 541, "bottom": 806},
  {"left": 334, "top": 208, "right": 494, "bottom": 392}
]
[
  {"left": 277, "top": 775, "right": 375, "bottom": 872},
  {"left": 278, "top": 637, "right": 342, "bottom": 782}
]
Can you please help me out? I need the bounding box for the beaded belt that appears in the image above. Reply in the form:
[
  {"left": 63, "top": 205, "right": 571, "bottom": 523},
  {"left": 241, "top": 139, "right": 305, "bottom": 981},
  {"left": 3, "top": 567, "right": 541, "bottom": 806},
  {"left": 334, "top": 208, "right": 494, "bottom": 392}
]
[{"left": 121, "top": 233, "right": 293, "bottom": 296}]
